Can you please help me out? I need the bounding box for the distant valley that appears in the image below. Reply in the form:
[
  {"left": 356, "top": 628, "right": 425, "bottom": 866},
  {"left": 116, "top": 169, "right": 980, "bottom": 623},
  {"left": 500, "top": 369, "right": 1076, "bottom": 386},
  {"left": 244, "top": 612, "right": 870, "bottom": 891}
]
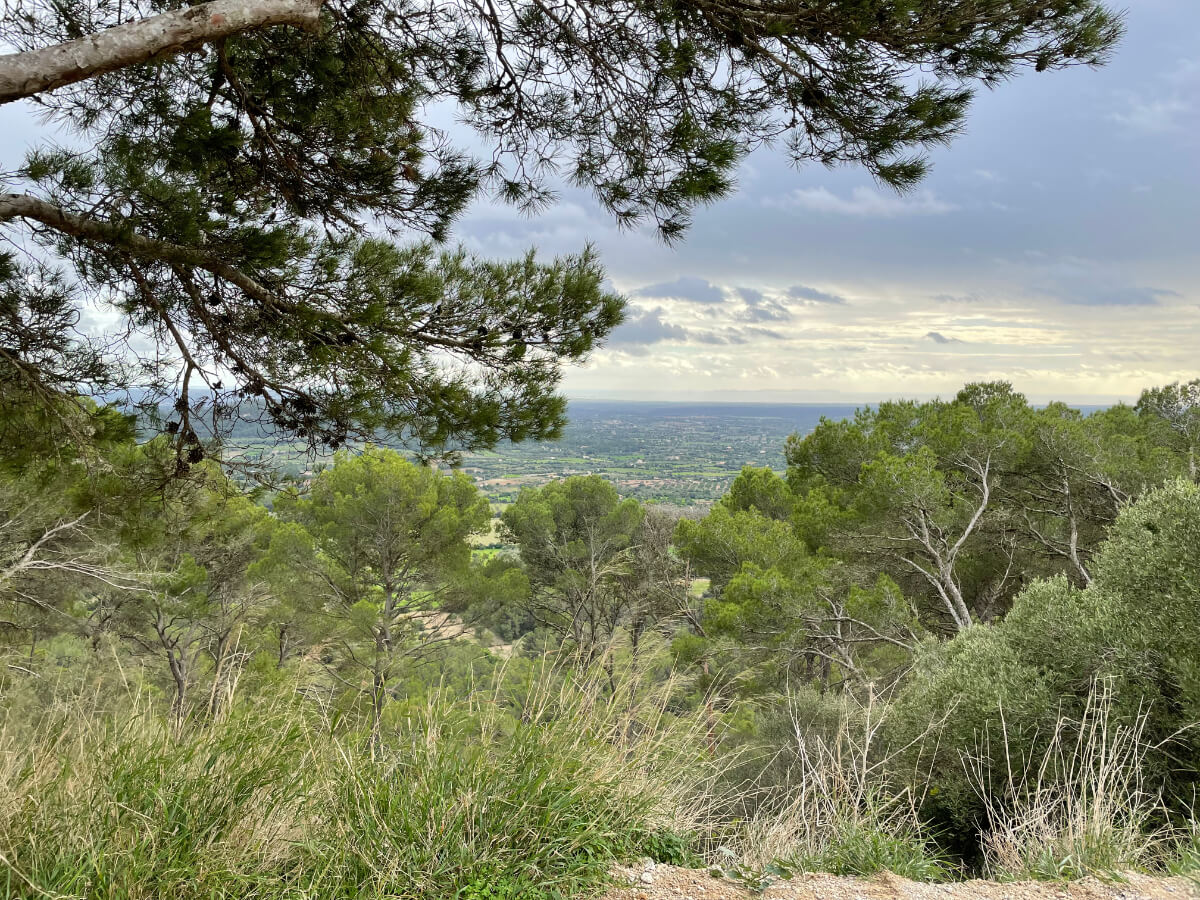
[{"left": 238, "top": 400, "right": 861, "bottom": 505}]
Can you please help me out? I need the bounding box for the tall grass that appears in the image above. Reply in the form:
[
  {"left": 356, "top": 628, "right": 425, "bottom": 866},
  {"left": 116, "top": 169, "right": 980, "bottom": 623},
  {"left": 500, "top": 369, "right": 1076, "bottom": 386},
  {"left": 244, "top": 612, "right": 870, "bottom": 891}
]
[
  {"left": 0, "top": 659, "right": 718, "bottom": 900},
  {"left": 728, "top": 689, "right": 953, "bottom": 882},
  {"left": 965, "top": 681, "right": 1164, "bottom": 880},
  {"left": 6, "top": 658, "right": 1192, "bottom": 898}
]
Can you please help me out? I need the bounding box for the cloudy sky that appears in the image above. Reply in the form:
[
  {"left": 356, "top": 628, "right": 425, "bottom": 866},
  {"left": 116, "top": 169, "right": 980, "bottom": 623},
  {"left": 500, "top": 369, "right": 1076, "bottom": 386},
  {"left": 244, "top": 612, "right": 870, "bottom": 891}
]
[
  {"left": 2, "top": 0, "right": 1196, "bottom": 405},
  {"left": 451, "top": 0, "right": 1200, "bottom": 404}
]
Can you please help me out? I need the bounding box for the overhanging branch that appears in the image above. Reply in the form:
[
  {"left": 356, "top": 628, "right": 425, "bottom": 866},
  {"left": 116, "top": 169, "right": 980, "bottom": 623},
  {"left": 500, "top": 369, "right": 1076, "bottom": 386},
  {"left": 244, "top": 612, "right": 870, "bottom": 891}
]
[
  {"left": 0, "top": 192, "right": 279, "bottom": 306},
  {"left": 0, "top": 0, "right": 322, "bottom": 106}
]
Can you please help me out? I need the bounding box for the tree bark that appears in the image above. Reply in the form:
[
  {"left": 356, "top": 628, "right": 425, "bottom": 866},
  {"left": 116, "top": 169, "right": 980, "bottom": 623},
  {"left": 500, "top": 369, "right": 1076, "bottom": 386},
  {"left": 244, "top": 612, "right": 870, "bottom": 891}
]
[
  {"left": 370, "top": 646, "right": 386, "bottom": 754},
  {"left": 166, "top": 645, "right": 189, "bottom": 725},
  {"left": 0, "top": 0, "right": 323, "bottom": 106}
]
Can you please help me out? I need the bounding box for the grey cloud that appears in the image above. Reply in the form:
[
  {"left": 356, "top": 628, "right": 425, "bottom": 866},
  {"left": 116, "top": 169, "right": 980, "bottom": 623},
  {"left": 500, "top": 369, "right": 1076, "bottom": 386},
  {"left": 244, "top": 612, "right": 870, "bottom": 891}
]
[
  {"left": 743, "top": 327, "right": 789, "bottom": 341},
  {"left": 633, "top": 276, "right": 725, "bottom": 304},
  {"left": 607, "top": 306, "right": 688, "bottom": 346},
  {"left": 739, "top": 302, "right": 792, "bottom": 323},
  {"left": 786, "top": 284, "right": 847, "bottom": 305},
  {"left": 925, "top": 331, "right": 965, "bottom": 344},
  {"left": 694, "top": 330, "right": 750, "bottom": 345},
  {"left": 737, "top": 287, "right": 793, "bottom": 322}
]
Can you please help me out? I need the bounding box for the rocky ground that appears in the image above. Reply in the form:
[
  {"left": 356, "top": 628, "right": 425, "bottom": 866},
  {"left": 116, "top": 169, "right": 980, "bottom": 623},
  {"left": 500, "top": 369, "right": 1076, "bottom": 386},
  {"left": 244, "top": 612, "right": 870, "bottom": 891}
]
[{"left": 605, "top": 862, "right": 1199, "bottom": 900}]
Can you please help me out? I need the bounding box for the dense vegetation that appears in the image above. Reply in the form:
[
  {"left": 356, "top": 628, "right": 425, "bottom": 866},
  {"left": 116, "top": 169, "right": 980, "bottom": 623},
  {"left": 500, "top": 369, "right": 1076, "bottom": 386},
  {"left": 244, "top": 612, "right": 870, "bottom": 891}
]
[
  {"left": 3, "top": 378, "right": 1200, "bottom": 897},
  {"left": 0, "top": 0, "right": 1165, "bottom": 895}
]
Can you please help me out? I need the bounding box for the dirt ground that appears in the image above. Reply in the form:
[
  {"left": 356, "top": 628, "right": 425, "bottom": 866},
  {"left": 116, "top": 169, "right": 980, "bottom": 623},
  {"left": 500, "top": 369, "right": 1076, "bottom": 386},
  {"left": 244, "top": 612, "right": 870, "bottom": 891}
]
[{"left": 605, "top": 863, "right": 1199, "bottom": 900}]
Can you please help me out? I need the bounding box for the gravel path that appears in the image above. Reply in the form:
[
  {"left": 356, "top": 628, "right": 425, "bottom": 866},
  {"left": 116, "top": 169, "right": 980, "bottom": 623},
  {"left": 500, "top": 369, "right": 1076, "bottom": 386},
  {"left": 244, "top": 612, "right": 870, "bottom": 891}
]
[{"left": 606, "top": 863, "right": 1199, "bottom": 900}]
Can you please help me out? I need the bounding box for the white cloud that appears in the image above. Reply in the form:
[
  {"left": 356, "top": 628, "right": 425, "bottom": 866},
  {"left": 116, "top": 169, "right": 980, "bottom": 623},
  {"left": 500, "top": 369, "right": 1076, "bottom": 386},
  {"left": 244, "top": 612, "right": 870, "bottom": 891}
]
[
  {"left": 765, "top": 186, "right": 958, "bottom": 217},
  {"left": 1109, "top": 94, "right": 1191, "bottom": 134}
]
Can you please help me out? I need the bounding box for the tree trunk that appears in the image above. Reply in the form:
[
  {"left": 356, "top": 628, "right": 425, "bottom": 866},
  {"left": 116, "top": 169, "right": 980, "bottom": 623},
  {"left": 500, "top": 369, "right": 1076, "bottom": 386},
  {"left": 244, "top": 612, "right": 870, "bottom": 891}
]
[
  {"left": 369, "top": 617, "right": 391, "bottom": 755},
  {"left": 276, "top": 623, "right": 292, "bottom": 668},
  {"left": 370, "top": 659, "right": 386, "bottom": 753},
  {"left": 167, "top": 648, "right": 189, "bottom": 726},
  {"left": 0, "top": 0, "right": 322, "bottom": 106},
  {"left": 941, "top": 571, "right": 973, "bottom": 631}
]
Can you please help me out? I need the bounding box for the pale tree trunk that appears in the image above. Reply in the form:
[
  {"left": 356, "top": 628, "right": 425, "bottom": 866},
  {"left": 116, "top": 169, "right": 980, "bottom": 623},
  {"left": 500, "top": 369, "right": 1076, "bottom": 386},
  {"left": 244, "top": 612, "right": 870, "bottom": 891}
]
[
  {"left": 165, "top": 644, "right": 190, "bottom": 726},
  {"left": 1059, "top": 473, "right": 1092, "bottom": 585},
  {"left": 898, "top": 537, "right": 974, "bottom": 632},
  {"left": 206, "top": 624, "right": 247, "bottom": 722},
  {"left": 0, "top": 0, "right": 323, "bottom": 105},
  {"left": 895, "top": 452, "right": 994, "bottom": 632},
  {"left": 941, "top": 570, "right": 974, "bottom": 631},
  {"left": 1020, "top": 472, "right": 1094, "bottom": 587}
]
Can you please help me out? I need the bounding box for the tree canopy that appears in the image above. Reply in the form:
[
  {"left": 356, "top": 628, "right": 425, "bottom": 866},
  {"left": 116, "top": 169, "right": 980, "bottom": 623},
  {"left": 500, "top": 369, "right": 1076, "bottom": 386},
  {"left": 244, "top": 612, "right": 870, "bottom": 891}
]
[
  {"left": 265, "top": 447, "right": 489, "bottom": 738},
  {"left": 0, "top": 0, "right": 1123, "bottom": 462}
]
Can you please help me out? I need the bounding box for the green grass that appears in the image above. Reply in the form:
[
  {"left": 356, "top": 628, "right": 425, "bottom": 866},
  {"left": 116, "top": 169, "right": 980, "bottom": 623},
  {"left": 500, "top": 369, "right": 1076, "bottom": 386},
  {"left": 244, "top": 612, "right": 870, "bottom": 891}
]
[
  {"left": 1167, "top": 829, "right": 1200, "bottom": 878},
  {"left": 9, "top": 662, "right": 1177, "bottom": 898},
  {"left": 779, "top": 819, "right": 954, "bottom": 881},
  {"left": 0, "top": 668, "right": 717, "bottom": 900}
]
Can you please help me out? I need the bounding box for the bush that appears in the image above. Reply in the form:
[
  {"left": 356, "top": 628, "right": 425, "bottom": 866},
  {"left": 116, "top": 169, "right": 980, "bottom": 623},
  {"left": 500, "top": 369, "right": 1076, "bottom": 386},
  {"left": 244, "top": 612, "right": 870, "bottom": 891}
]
[
  {"left": 966, "top": 683, "right": 1163, "bottom": 880},
  {"left": 727, "top": 688, "right": 953, "bottom": 882},
  {"left": 888, "top": 480, "right": 1200, "bottom": 863}
]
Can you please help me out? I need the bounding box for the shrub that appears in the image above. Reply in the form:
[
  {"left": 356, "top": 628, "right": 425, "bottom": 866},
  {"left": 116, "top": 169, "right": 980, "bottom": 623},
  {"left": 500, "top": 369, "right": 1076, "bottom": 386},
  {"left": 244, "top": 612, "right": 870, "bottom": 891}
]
[
  {"left": 728, "top": 689, "right": 953, "bottom": 882},
  {"left": 888, "top": 480, "right": 1200, "bottom": 863},
  {"left": 966, "top": 683, "right": 1163, "bottom": 880}
]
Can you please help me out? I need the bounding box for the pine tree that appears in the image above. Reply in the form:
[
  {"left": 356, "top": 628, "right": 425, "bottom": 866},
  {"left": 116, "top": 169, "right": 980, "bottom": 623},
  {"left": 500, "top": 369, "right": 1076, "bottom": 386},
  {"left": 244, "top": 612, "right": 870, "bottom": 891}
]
[{"left": 0, "top": 0, "right": 1123, "bottom": 460}]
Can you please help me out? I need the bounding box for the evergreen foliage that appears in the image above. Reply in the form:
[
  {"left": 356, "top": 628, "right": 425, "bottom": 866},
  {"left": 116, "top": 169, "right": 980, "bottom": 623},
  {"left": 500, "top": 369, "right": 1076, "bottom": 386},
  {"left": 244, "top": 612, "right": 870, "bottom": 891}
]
[{"left": 1, "top": 0, "right": 1122, "bottom": 460}]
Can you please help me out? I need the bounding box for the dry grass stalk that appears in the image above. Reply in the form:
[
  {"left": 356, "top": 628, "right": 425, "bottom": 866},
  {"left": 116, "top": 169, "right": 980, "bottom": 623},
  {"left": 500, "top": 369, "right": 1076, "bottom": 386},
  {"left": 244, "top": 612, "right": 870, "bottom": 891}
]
[{"left": 966, "top": 680, "right": 1162, "bottom": 879}]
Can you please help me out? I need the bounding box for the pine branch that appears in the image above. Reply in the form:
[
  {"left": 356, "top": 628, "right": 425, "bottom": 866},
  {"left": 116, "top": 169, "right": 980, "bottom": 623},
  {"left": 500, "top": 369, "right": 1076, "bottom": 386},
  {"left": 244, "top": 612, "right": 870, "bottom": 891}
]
[{"left": 0, "top": 0, "right": 322, "bottom": 105}]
